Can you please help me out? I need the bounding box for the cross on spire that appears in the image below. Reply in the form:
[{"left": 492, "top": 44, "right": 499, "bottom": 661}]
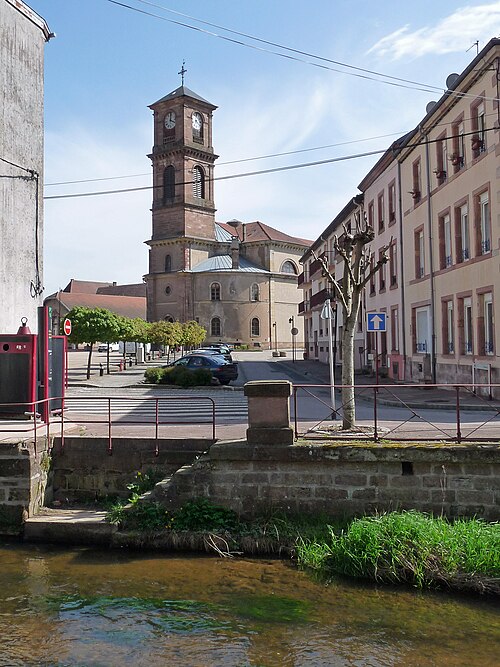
[{"left": 178, "top": 61, "right": 187, "bottom": 85}]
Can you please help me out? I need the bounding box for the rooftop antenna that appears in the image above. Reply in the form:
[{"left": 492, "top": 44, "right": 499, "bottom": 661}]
[
  {"left": 178, "top": 60, "right": 187, "bottom": 85},
  {"left": 466, "top": 40, "right": 479, "bottom": 56}
]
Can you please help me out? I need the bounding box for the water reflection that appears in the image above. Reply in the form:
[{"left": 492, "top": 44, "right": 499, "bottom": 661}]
[{"left": 0, "top": 542, "right": 498, "bottom": 666}]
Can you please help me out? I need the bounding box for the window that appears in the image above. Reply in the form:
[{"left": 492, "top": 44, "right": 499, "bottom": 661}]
[
  {"left": 377, "top": 192, "right": 384, "bottom": 232},
  {"left": 378, "top": 249, "right": 386, "bottom": 290},
  {"left": 251, "top": 317, "right": 260, "bottom": 337},
  {"left": 210, "top": 282, "right": 221, "bottom": 300},
  {"left": 165, "top": 285, "right": 172, "bottom": 295},
  {"left": 415, "top": 228, "right": 424, "bottom": 278},
  {"left": 480, "top": 293, "right": 494, "bottom": 355},
  {"left": 472, "top": 102, "right": 486, "bottom": 155},
  {"left": 411, "top": 160, "right": 421, "bottom": 202},
  {"left": 439, "top": 214, "right": 452, "bottom": 269},
  {"left": 388, "top": 182, "right": 396, "bottom": 223},
  {"left": 163, "top": 166, "right": 175, "bottom": 202},
  {"left": 451, "top": 121, "right": 465, "bottom": 171},
  {"left": 415, "top": 306, "right": 430, "bottom": 353},
  {"left": 442, "top": 300, "right": 454, "bottom": 354},
  {"left": 458, "top": 297, "right": 473, "bottom": 355},
  {"left": 192, "top": 112, "right": 203, "bottom": 142},
  {"left": 391, "top": 306, "right": 399, "bottom": 352},
  {"left": 456, "top": 204, "right": 470, "bottom": 262},
  {"left": 368, "top": 201, "right": 374, "bottom": 228},
  {"left": 389, "top": 241, "right": 397, "bottom": 286},
  {"left": 210, "top": 317, "right": 221, "bottom": 337},
  {"left": 435, "top": 136, "right": 447, "bottom": 184},
  {"left": 281, "top": 260, "right": 297, "bottom": 274},
  {"left": 250, "top": 283, "right": 259, "bottom": 301},
  {"left": 478, "top": 192, "right": 491, "bottom": 254},
  {"left": 192, "top": 166, "right": 205, "bottom": 199},
  {"left": 164, "top": 254, "right": 172, "bottom": 272}
]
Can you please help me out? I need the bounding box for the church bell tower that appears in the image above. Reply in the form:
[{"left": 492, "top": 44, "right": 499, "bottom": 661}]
[{"left": 147, "top": 80, "right": 218, "bottom": 242}]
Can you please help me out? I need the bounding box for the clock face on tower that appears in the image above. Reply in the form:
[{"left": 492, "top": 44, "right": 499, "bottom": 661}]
[
  {"left": 164, "top": 111, "right": 176, "bottom": 129},
  {"left": 192, "top": 112, "right": 202, "bottom": 131}
]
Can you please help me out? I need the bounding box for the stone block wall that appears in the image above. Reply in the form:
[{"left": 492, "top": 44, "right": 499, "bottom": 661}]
[
  {"left": 0, "top": 438, "right": 51, "bottom": 532},
  {"left": 51, "top": 436, "right": 213, "bottom": 502},
  {"left": 153, "top": 441, "right": 500, "bottom": 521}
]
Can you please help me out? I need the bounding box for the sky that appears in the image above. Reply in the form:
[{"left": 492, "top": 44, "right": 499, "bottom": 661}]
[{"left": 25, "top": 0, "right": 500, "bottom": 296}]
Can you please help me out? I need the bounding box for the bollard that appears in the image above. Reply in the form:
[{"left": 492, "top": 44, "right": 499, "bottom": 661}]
[
  {"left": 119, "top": 359, "right": 124, "bottom": 371},
  {"left": 99, "top": 363, "right": 104, "bottom": 377}
]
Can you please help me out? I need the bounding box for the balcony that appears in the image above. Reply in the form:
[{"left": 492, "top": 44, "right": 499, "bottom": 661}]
[
  {"left": 298, "top": 300, "right": 310, "bottom": 314},
  {"left": 309, "top": 258, "right": 323, "bottom": 276},
  {"left": 481, "top": 239, "right": 491, "bottom": 255},
  {"left": 298, "top": 271, "right": 309, "bottom": 286},
  {"left": 310, "top": 288, "right": 333, "bottom": 308}
]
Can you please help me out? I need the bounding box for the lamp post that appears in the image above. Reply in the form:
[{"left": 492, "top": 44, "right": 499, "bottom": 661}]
[
  {"left": 289, "top": 316, "right": 297, "bottom": 363},
  {"left": 272, "top": 321, "right": 277, "bottom": 353}
]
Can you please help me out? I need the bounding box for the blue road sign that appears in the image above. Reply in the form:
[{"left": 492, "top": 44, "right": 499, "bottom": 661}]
[{"left": 367, "top": 312, "right": 387, "bottom": 332}]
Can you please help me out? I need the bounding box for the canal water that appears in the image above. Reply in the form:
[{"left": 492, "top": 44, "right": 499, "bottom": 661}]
[{"left": 0, "top": 542, "right": 498, "bottom": 666}]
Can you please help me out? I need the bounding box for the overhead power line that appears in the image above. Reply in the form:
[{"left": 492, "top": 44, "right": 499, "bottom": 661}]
[
  {"left": 105, "top": 0, "right": 500, "bottom": 104},
  {"left": 44, "top": 124, "right": 496, "bottom": 202}
]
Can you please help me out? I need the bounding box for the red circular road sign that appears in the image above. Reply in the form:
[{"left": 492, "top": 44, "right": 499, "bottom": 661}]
[{"left": 63, "top": 318, "right": 72, "bottom": 336}]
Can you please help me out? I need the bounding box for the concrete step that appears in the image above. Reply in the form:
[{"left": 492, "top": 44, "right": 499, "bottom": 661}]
[{"left": 23, "top": 508, "right": 115, "bottom": 546}]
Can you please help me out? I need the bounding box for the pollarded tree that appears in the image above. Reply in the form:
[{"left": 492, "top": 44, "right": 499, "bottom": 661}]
[
  {"left": 66, "top": 306, "right": 122, "bottom": 379},
  {"left": 148, "top": 320, "right": 183, "bottom": 358},
  {"left": 315, "top": 203, "right": 391, "bottom": 430}
]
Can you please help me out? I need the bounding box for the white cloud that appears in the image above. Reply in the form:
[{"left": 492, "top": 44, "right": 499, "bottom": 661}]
[{"left": 368, "top": 2, "right": 500, "bottom": 59}]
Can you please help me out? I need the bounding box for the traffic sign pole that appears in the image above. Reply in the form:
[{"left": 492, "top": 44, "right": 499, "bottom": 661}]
[{"left": 321, "top": 299, "right": 336, "bottom": 420}]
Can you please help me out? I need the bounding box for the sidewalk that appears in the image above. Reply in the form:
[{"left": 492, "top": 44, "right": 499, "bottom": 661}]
[{"left": 277, "top": 358, "right": 500, "bottom": 412}]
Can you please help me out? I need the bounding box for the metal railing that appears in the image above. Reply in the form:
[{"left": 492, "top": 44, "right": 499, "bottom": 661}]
[
  {"left": 0, "top": 394, "right": 216, "bottom": 455},
  {"left": 292, "top": 382, "right": 500, "bottom": 443}
]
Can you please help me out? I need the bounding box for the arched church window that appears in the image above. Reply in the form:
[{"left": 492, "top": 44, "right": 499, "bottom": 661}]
[
  {"left": 164, "top": 254, "right": 172, "bottom": 272},
  {"left": 164, "top": 315, "right": 174, "bottom": 323},
  {"left": 210, "top": 282, "right": 221, "bottom": 301},
  {"left": 192, "top": 112, "right": 203, "bottom": 142},
  {"left": 193, "top": 166, "right": 205, "bottom": 199},
  {"left": 250, "top": 283, "right": 259, "bottom": 301},
  {"left": 251, "top": 317, "right": 260, "bottom": 337},
  {"left": 281, "top": 260, "right": 298, "bottom": 275},
  {"left": 163, "top": 166, "right": 175, "bottom": 202},
  {"left": 211, "top": 317, "right": 221, "bottom": 337}
]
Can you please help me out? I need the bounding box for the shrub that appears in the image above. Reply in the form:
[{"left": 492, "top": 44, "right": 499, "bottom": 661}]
[
  {"left": 144, "top": 367, "right": 163, "bottom": 384},
  {"left": 174, "top": 497, "right": 241, "bottom": 532}
]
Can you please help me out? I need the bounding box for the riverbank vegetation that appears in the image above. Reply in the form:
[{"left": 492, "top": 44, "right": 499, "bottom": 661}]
[{"left": 106, "top": 491, "right": 499, "bottom": 596}]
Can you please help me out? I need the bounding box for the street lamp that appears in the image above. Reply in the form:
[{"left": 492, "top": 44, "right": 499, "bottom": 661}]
[
  {"left": 272, "top": 321, "right": 277, "bottom": 353},
  {"left": 289, "top": 316, "right": 297, "bottom": 363}
]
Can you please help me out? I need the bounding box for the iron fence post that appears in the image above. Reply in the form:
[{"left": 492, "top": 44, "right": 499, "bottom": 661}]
[
  {"left": 155, "top": 399, "right": 159, "bottom": 456},
  {"left": 293, "top": 386, "right": 298, "bottom": 439},
  {"left": 455, "top": 386, "right": 462, "bottom": 443},
  {"left": 373, "top": 385, "right": 378, "bottom": 442},
  {"left": 108, "top": 398, "right": 112, "bottom": 454}
]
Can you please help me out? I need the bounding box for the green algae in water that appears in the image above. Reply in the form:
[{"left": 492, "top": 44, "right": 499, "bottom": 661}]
[
  {"left": 230, "top": 594, "right": 311, "bottom": 624},
  {"left": 46, "top": 594, "right": 231, "bottom": 634}
]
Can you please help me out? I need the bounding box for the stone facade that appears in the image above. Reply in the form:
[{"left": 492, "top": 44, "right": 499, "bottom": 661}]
[
  {"left": 144, "top": 85, "right": 309, "bottom": 348},
  {"left": 0, "top": 1, "right": 51, "bottom": 334}
]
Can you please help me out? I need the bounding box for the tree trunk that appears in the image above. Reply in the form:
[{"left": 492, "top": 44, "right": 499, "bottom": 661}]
[
  {"left": 341, "top": 320, "right": 356, "bottom": 429},
  {"left": 106, "top": 346, "right": 110, "bottom": 374}
]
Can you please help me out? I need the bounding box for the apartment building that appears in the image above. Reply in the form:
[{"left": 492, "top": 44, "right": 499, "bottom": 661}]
[
  {"left": 299, "top": 196, "right": 365, "bottom": 369},
  {"left": 299, "top": 39, "right": 499, "bottom": 394},
  {"left": 399, "top": 38, "right": 499, "bottom": 393}
]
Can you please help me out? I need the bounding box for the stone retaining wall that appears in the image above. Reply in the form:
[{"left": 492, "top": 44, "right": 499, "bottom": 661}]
[
  {"left": 0, "top": 438, "right": 51, "bottom": 532},
  {"left": 152, "top": 441, "right": 500, "bottom": 521},
  {"left": 51, "top": 436, "right": 214, "bottom": 502}
]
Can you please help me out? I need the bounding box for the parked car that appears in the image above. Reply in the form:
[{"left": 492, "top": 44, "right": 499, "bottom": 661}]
[
  {"left": 188, "top": 347, "right": 233, "bottom": 362},
  {"left": 98, "top": 342, "right": 119, "bottom": 353},
  {"left": 164, "top": 354, "right": 238, "bottom": 385},
  {"left": 201, "top": 344, "right": 232, "bottom": 355}
]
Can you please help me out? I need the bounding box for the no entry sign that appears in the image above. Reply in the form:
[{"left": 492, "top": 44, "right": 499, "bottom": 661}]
[{"left": 63, "top": 318, "right": 72, "bottom": 336}]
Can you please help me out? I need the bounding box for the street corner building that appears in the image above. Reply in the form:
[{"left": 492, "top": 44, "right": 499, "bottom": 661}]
[
  {"left": 143, "top": 84, "right": 311, "bottom": 349},
  {"left": 0, "top": 0, "right": 52, "bottom": 334}
]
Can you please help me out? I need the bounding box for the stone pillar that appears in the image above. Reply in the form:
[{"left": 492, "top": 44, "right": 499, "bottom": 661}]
[{"left": 244, "top": 380, "right": 293, "bottom": 445}]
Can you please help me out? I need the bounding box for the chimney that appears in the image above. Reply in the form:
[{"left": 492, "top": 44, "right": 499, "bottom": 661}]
[{"left": 231, "top": 237, "right": 240, "bottom": 269}]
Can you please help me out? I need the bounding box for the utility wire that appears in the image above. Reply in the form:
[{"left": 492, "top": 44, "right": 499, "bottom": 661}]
[
  {"left": 105, "top": 0, "right": 500, "bottom": 104},
  {"left": 44, "top": 124, "right": 496, "bottom": 202},
  {"left": 44, "top": 109, "right": 498, "bottom": 188}
]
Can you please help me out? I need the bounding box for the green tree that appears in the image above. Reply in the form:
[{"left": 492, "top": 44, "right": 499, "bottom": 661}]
[
  {"left": 66, "top": 307, "right": 122, "bottom": 379},
  {"left": 148, "top": 320, "right": 183, "bottom": 358},
  {"left": 181, "top": 320, "right": 207, "bottom": 349}
]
